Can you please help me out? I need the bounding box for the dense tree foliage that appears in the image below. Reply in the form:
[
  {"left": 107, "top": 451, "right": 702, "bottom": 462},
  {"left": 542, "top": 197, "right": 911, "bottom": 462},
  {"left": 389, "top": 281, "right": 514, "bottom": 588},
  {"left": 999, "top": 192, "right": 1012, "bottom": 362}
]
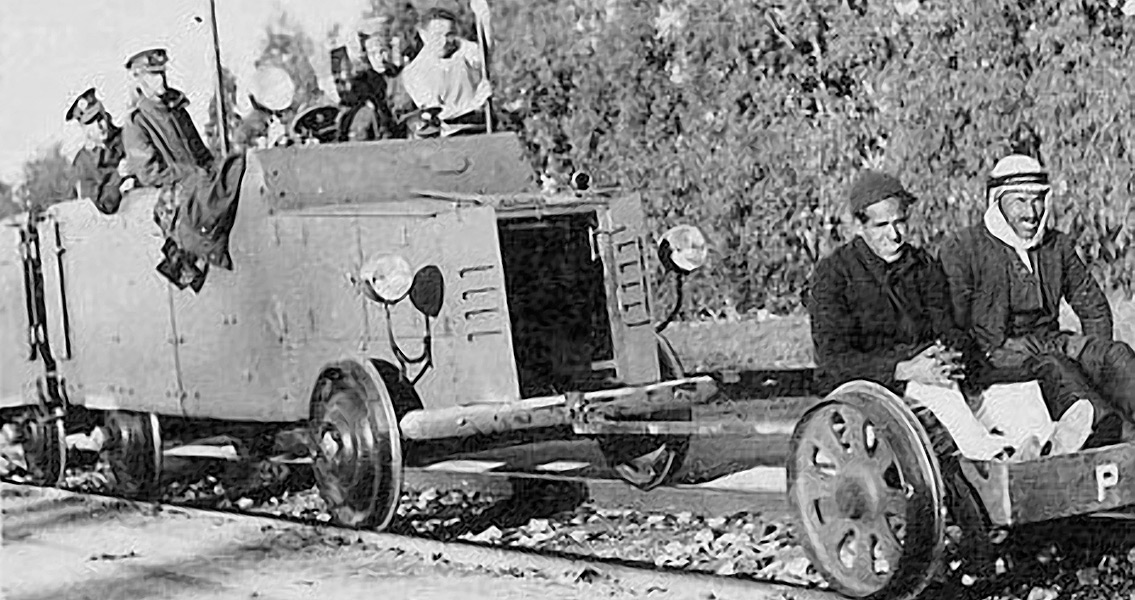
[
  {"left": 487, "top": 0, "right": 1135, "bottom": 317},
  {"left": 19, "top": 144, "right": 76, "bottom": 211}
]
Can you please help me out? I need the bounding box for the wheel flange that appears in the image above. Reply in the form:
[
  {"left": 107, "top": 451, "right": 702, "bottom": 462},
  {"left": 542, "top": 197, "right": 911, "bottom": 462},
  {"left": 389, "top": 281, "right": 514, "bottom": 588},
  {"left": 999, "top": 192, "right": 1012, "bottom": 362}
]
[{"left": 787, "top": 383, "right": 946, "bottom": 600}]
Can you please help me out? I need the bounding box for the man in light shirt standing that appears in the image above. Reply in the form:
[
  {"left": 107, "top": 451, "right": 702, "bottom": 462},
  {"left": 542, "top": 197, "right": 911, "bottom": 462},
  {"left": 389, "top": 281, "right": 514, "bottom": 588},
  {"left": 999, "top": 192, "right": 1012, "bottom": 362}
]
[{"left": 399, "top": 0, "right": 492, "bottom": 136}]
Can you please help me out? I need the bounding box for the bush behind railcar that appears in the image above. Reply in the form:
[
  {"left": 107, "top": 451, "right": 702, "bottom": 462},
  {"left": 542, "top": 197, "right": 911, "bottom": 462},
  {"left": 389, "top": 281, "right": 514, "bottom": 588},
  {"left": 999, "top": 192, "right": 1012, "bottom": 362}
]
[{"left": 491, "top": 0, "right": 1135, "bottom": 318}]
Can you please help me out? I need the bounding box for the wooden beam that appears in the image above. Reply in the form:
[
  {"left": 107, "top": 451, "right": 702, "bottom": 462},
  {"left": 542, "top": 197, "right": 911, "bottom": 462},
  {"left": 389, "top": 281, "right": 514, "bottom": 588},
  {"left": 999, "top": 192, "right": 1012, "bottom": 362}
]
[{"left": 959, "top": 442, "right": 1135, "bottom": 526}]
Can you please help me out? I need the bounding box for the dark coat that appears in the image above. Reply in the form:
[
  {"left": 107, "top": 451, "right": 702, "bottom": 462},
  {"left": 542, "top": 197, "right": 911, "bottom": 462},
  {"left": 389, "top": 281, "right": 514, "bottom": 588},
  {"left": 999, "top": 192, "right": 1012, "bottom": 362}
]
[
  {"left": 122, "top": 88, "right": 245, "bottom": 291},
  {"left": 339, "top": 101, "right": 381, "bottom": 141},
  {"left": 807, "top": 237, "right": 982, "bottom": 396},
  {"left": 339, "top": 70, "right": 399, "bottom": 141},
  {"left": 123, "top": 89, "right": 214, "bottom": 188},
  {"left": 73, "top": 125, "right": 126, "bottom": 215},
  {"left": 938, "top": 225, "right": 1112, "bottom": 354}
]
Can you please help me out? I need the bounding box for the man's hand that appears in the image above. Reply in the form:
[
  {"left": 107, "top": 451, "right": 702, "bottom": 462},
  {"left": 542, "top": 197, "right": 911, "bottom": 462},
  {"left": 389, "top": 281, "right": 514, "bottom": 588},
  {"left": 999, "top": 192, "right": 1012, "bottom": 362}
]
[
  {"left": 117, "top": 159, "right": 131, "bottom": 178},
  {"left": 118, "top": 177, "right": 137, "bottom": 195},
  {"left": 896, "top": 342, "right": 963, "bottom": 387}
]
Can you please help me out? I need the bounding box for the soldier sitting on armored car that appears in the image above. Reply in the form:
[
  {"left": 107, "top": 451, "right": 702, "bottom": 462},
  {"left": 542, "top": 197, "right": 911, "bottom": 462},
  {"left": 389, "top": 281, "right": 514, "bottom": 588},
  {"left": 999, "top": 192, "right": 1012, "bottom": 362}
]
[
  {"left": 122, "top": 47, "right": 247, "bottom": 292},
  {"left": 122, "top": 48, "right": 214, "bottom": 187},
  {"left": 67, "top": 87, "right": 136, "bottom": 215}
]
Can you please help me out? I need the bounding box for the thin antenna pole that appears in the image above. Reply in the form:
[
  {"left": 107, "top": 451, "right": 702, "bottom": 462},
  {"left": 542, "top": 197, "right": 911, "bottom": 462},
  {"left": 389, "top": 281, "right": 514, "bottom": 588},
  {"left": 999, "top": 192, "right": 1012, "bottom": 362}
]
[
  {"left": 474, "top": 11, "right": 493, "bottom": 134},
  {"left": 208, "top": 0, "right": 230, "bottom": 154}
]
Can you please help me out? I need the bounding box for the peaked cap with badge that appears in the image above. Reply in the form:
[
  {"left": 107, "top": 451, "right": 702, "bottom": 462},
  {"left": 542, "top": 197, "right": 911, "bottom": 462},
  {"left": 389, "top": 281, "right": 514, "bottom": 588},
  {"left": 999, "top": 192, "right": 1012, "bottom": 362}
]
[
  {"left": 125, "top": 48, "right": 169, "bottom": 74},
  {"left": 66, "top": 87, "right": 106, "bottom": 125}
]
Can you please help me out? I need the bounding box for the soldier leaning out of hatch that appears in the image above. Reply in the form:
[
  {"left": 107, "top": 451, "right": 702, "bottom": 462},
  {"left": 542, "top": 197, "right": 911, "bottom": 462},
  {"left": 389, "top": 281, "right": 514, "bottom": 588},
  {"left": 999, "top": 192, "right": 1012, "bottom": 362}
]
[
  {"left": 398, "top": 1, "right": 494, "bottom": 138},
  {"left": 330, "top": 45, "right": 397, "bottom": 142},
  {"left": 66, "top": 87, "right": 137, "bottom": 215}
]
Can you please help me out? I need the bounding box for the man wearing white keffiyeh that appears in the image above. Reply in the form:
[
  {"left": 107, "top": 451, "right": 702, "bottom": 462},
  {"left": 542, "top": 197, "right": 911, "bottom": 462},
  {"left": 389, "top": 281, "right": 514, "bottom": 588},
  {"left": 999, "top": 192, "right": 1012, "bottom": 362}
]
[{"left": 940, "top": 154, "right": 1135, "bottom": 449}]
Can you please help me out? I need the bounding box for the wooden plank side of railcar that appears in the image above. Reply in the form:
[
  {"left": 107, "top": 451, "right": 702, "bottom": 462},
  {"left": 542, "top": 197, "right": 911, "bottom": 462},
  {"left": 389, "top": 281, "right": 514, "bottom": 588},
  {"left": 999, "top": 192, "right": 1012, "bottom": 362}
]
[
  {"left": 0, "top": 215, "right": 40, "bottom": 408},
  {"left": 961, "top": 442, "right": 1135, "bottom": 526},
  {"left": 170, "top": 159, "right": 289, "bottom": 421},
  {"left": 41, "top": 193, "right": 181, "bottom": 414}
]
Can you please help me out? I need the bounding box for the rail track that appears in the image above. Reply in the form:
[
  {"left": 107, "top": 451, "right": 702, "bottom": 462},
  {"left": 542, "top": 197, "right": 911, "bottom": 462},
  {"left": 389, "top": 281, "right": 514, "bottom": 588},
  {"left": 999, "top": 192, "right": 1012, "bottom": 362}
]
[{"left": 2, "top": 478, "right": 842, "bottom": 600}]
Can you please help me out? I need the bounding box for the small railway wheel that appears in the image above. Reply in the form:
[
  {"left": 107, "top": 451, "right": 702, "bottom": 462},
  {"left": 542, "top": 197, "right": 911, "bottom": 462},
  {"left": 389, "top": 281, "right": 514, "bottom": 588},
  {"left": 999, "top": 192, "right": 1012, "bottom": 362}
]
[
  {"left": 310, "top": 363, "right": 403, "bottom": 530},
  {"left": 787, "top": 381, "right": 946, "bottom": 600},
  {"left": 597, "top": 334, "right": 692, "bottom": 491},
  {"left": 103, "top": 411, "right": 163, "bottom": 499},
  {"left": 17, "top": 405, "right": 67, "bottom": 487}
]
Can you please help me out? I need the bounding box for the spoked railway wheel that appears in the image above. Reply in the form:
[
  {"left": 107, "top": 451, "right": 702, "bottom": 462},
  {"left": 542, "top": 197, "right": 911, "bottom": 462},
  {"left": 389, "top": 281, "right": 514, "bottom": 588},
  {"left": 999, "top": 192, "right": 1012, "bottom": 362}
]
[
  {"left": 596, "top": 334, "right": 692, "bottom": 491},
  {"left": 17, "top": 405, "right": 67, "bottom": 487},
  {"left": 310, "top": 362, "right": 403, "bottom": 530},
  {"left": 102, "top": 411, "right": 163, "bottom": 499},
  {"left": 787, "top": 381, "right": 946, "bottom": 600}
]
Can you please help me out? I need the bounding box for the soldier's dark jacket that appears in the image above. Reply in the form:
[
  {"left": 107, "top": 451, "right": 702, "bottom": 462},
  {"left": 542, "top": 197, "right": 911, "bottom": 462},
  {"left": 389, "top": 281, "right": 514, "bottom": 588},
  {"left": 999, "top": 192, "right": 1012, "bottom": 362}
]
[
  {"left": 122, "top": 87, "right": 246, "bottom": 292},
  {"left": 123, "top": 89, "right": 214, "bottom": 187},
  {"left": 73, "top": 124, "right": 126, "bottom": 215},
  {"left": 807, "top": 236, "right": 984, "bottom": 396},
  {"left": 339, "top": 70, "right": 398, "bottom": 141}
]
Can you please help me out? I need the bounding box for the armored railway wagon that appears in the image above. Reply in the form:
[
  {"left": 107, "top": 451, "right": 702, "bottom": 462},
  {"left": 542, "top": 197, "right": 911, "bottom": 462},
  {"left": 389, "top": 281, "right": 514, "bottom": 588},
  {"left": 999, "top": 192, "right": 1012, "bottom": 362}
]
[{"left": 1, "top": 131, "right": 720, "bottom": 528}]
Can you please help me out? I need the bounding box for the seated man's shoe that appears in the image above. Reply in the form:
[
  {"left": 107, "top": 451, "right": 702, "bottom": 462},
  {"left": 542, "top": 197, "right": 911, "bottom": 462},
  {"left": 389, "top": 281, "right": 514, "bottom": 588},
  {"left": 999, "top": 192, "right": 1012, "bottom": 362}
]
[{"left": 1049, "top": 399, "right": 1095, "bottom": 455}]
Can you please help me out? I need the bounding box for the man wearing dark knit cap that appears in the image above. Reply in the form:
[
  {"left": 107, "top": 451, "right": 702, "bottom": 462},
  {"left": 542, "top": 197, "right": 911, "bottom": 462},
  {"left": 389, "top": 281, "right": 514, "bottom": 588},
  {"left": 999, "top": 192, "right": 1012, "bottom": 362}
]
[{"left": 808, "top": 170, "right": 986, "bottom": 397}]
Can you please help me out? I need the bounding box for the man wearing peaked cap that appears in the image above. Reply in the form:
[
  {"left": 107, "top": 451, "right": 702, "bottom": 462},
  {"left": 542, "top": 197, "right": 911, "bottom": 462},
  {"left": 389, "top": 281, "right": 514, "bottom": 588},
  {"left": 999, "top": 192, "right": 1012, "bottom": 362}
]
[
  {"left": 121, "top": 46, "right": 248, "bottom": 294},
  {"left": 122, "top": 47, "right": 214, "bottom": 188},
  {"left": 940, "top": 154, "right": 1135, "bottom": 447},
  {"left": 290, "top": 103, "right": 342, "bottom": 145},
  {"left": 66, "top": 88, "right": 101, "bottom": 124},
  {"left": 67, "top": 87, "right": 134, "bottom": 215}
]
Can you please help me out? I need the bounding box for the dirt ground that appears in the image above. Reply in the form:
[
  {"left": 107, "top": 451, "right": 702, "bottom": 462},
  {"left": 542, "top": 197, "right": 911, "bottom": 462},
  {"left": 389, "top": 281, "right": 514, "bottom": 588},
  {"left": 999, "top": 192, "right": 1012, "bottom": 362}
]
[{"left": 0, "top": 484, "right": 836, "bottom": 600}]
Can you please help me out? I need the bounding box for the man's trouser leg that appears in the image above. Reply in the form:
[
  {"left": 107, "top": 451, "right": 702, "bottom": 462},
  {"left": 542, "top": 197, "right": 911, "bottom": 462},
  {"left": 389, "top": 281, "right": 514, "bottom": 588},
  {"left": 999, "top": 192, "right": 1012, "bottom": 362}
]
[
  {"left": 1069, "top": 336, "right": 1135, "bottom": 427},
  {"left": 989, "top": 336, "right": 1122, "bottom": 448},
  {"left": 1030, "top": 352, "right": 1122, "bottom": 448}
]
